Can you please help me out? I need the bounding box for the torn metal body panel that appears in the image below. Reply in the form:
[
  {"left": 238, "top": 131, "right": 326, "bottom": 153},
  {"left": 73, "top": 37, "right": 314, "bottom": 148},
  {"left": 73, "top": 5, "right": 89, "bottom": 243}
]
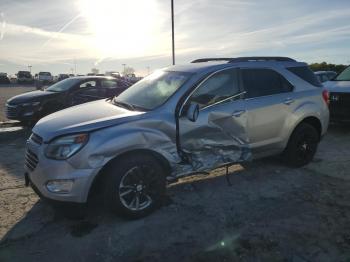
[{"left": 177, "top": 99, "right": 251, "bottom": 174}]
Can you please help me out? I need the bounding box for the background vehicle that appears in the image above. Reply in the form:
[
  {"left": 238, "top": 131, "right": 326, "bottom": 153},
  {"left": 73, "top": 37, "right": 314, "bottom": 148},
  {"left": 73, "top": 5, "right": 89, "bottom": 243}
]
[
  {"left": 35, "top": 72, "right": 53, "bottom": 89},
  {"left": 17, "top": 71, "right": 34, "bottom": 84},
  {"left": 57, "top": 74, "right": 69, "bottom": 82},
  {"left": 324, "top": 66, "right": 350, "bottom": 122},
  {"left": 25, "top": 57, "right": 329, "bottom": 218},
  {"left": 124, "top": 73, "right": 142, "bottom": 83},
  {"left": 6, "top": 76, "right": 132, "bottom": 124},
  {"left": 315, "top": 71, "right": 337, "bottom": 83},
  {"left": 0, "top": 72, "right": 11, "bottom": 84}
]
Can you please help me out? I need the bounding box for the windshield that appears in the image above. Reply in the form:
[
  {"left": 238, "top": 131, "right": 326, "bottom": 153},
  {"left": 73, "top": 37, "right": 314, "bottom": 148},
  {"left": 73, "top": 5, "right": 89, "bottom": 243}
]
[
  {"left": 335, "top": 66, "right": 350, "bottom": 81},
  {"left": 114, "top": 70, "right": 192, "bottom": 110},
  {"left": 46, "top": 78, "right": 81, "bottom": 92}
]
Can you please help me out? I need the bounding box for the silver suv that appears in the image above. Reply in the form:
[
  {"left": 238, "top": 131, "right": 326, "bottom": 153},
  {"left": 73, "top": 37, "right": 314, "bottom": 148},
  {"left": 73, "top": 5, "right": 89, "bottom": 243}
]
[{"left": 25, "top": 57, "right": 329, "bottom": 218}]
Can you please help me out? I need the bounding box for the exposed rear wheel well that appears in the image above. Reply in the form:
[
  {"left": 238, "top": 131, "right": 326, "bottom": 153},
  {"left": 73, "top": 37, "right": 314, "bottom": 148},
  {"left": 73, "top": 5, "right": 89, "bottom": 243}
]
[
  {"left": 87, "top": 149, "right": 171, "bottom": 200},
  {"left": 298, "top": 117, "right": 322, "bottom": 141}
]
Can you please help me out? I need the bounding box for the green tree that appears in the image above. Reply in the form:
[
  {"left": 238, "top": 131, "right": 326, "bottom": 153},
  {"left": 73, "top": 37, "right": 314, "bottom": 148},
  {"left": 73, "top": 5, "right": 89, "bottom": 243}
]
[{"left": 309, "top": 62, "right": 348, "bottom": 74}]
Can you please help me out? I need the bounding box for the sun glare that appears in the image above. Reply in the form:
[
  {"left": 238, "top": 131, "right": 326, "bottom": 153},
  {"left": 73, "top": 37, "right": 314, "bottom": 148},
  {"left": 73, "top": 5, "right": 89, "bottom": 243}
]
[{"left": 77, "top": 0, "right": 158, "bottom": 61}]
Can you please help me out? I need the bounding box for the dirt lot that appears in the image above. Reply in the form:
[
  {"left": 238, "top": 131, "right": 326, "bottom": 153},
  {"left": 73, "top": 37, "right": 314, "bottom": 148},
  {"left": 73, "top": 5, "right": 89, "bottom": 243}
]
[
  {"left": 0, "top": 122, "right": 350, "bottom": 261},
  {"left": 0, "top": 85, "right": 36, "bottom": 122}
]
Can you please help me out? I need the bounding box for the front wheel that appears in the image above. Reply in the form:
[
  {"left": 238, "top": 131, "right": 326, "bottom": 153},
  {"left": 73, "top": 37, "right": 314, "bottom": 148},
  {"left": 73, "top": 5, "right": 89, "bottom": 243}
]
[
  {"left": 283, "top": 123, "right": 320, "bottom": 167},
  {"left": 104, "top": 154, "right": 166, "bottom": 219}
]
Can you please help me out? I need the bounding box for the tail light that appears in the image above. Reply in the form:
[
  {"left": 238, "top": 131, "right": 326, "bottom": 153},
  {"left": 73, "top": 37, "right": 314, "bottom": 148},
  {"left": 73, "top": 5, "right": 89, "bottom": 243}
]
[{"left": 322, "top": 90, "right": 329, "bottom": 105}]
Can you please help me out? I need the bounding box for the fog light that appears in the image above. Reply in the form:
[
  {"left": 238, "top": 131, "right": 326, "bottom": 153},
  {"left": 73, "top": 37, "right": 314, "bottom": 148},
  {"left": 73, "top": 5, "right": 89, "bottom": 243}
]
[{"left": 46, "top": 180, "right": 74, "bottom": 193}]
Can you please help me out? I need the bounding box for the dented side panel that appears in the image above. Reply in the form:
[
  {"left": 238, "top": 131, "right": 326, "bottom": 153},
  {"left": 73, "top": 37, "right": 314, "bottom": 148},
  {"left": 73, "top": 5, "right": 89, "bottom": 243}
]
[{"left": 177, "top": 99, "right": 251, "bottom": 174}]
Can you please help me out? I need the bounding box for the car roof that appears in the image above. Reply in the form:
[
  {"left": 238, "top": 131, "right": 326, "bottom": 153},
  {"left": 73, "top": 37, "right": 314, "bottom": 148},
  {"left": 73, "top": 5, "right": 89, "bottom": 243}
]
[
  {"left": 69, "top": 76, "right": 116, "bottom": 80},
  {"left": 166, "top": 57, "right": 306, "bottom": 74}
]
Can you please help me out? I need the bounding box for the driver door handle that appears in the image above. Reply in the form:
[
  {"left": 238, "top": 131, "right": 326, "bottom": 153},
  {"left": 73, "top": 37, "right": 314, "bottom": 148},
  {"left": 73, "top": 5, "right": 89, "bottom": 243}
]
[
  {"left": 283, "top": 98, "right": 294, "bottom": 105},
  {"left": 232, "top": 110, "right": 246, "bottom": 117}
]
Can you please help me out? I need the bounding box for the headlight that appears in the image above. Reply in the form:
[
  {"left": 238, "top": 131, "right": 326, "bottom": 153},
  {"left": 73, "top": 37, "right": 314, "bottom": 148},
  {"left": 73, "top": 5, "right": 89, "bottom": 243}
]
[
  {"left": 22, "top": 101, "right": 40, "bottom": 107},
  {"left": 45, "top": 133, "right": 89, "bottom": 160}
]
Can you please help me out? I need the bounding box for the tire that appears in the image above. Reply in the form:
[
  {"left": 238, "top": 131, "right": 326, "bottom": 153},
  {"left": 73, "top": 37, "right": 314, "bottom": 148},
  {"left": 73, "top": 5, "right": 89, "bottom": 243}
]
[
  {"left": 283, "top": 123, "right": 319, "bottom": 167},
  {"left": 104, "top": 154, "right": 166, "bottom": 219}
]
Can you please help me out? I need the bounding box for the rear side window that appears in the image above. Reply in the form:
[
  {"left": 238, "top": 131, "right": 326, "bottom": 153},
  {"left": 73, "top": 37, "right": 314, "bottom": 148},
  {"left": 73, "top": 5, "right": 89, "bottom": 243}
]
[
  {"left": 241, "top": 69, "right": 293, "bottom": 99},
  {"left": 101, "top": 79, "right": 118, "bottom": 88},
  {"left": 287, "top": 66, "right": 322, "bottom": 87}
]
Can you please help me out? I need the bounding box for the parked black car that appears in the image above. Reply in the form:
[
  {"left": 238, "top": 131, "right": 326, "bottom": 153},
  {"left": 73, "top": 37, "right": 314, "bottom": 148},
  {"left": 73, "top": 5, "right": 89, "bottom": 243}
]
[
  {"left": 5, "top": 76, "right": 132, "bottom": 125},
  {"left": 324, "top": 66, "right": 350, "bottom": 122}
]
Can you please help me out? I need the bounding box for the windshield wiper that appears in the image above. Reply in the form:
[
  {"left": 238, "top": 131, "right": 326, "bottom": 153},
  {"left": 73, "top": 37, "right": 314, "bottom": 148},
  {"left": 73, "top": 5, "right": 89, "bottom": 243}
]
[{"left": 113, "top": 99, "right": 136, "bottom": 111}]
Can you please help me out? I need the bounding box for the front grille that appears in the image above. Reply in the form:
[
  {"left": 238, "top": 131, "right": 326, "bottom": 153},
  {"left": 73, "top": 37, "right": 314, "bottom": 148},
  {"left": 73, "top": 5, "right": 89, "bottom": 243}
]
[
  {"left": 30, "top": 133, "right": 43, "bottom": 145},
  {"left": 5, "top": 104, "right": 18, "bottom": 118},
  {"left": 25, "top": 149, "right": 39, "bottom": 171}
]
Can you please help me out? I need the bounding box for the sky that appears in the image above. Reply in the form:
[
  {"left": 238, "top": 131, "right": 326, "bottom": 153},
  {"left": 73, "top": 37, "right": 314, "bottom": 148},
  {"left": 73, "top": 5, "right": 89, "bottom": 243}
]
[{"left": 0, "top": 0, "right": 349, "bottom": 76}]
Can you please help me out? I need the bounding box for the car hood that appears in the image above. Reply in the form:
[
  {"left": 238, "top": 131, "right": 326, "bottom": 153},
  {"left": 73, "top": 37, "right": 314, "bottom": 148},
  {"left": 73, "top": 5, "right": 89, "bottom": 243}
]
[
  {"left": 33, "top": 99, "right": 144, "bottom": 141},
  {"left": 7, "top": 90, "right": 58, "bottom": 105},
  {"left": 324, "top": 81, "right": 350, "bottom": 93}
]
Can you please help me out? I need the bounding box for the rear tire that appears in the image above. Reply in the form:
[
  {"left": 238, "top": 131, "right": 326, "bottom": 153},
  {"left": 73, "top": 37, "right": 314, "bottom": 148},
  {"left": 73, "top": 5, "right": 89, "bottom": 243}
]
[
  {"left": 104, "top": 154, "right": 166, "bottom": 219},
  {"left": 283, "top": 123, "right": 319, "bottom": 167}
]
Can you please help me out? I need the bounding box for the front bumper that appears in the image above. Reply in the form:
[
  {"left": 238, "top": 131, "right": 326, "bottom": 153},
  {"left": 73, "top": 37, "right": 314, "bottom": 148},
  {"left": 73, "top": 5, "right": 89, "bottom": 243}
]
[
  {"left": 5, "top": 103, "right": 38, "bottom": 121},
  {"left": 25, "top": 138, "right": 98, "bottom": 203}
]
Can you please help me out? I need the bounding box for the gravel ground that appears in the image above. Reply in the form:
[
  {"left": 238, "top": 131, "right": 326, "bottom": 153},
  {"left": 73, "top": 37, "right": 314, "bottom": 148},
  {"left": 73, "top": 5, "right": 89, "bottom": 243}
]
[
  {"left": 0, "top": 122, "right": 350, "bottom": 261},
  {"left": 0, "top": 85, "right": 36, "bottom": 122}
]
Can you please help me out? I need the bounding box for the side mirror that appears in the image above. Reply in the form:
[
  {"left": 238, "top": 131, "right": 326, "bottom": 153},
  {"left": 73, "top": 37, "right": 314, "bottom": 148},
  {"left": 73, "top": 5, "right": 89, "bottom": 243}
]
[{"left": 186, "top": 102, "right": 199, "bottom": 122}]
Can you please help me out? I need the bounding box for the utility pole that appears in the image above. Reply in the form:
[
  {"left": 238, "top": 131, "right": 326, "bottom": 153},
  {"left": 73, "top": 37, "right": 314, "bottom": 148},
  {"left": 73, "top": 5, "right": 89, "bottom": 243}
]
[
  {"left": 28, "top": 65, "right": 32, "bottom": 73},
  {"left": 74, "top": 59, "right": 77, "bottom": 75},
  {"left": 171, "top": 0, "right": 175, "bottom": 65},
  {"left": 122, "top": 64, "right": 126, "bottom": 75}
]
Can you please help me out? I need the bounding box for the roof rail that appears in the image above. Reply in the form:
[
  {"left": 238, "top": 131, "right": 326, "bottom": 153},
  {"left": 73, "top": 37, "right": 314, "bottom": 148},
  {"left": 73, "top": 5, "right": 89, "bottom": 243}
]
[
  {"left": 191, "top": 58, "right": 233, "bottom": 63},
  {"left": 229, "top": 57, "right": 296, "bottom": 62},
  {"left": 191, "top": 56, "right": 296, "bottom": 64}
]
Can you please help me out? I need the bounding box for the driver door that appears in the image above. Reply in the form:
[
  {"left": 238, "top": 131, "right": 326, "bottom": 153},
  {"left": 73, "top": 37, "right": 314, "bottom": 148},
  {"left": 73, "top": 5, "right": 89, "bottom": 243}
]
[{"left": 178, "top": 68, "right": 249, "bottom": 171}]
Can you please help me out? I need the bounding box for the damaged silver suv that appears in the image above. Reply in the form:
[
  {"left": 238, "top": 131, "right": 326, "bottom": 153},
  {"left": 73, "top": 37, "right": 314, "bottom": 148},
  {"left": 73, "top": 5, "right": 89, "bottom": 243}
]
[{"left": 25, "top": 57, "right": 329, "bottom": 218}]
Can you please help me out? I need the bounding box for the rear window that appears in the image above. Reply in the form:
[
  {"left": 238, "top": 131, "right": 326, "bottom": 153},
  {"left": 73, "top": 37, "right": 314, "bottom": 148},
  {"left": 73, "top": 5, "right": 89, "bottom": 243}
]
[
  {"left": 18, "top": 71, "right": 31, "bottom": 77},
  {"left": 287, "top": 66, "right": 322, "bottom": 87},
  {"left": 39, "top": 72, "right": 51, "bottom": 76}
]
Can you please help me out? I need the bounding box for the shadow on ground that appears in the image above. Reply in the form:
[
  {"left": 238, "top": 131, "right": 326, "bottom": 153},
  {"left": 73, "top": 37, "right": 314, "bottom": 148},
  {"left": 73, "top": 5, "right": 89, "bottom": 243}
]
[
  {"left": 0, "top": 125, "right": 350, "bottom": 261},
  {"left": 1, "top": 155, "right": 350, "bottom": 262}
]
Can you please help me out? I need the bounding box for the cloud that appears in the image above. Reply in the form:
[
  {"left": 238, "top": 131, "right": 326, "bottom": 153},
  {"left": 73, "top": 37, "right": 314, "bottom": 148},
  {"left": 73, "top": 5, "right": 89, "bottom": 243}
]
[{"left": 0, "top": 0, "right": 349, "bottom": 75}]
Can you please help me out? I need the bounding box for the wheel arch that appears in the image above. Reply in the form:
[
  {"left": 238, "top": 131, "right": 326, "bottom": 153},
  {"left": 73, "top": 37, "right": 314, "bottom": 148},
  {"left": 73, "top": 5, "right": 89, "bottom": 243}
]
[
  {"left": 286, "top": 115, "right": 322, "bottom": 148},
  {"left": 87, "top": 149, "right": 171, "bottom": 200}
]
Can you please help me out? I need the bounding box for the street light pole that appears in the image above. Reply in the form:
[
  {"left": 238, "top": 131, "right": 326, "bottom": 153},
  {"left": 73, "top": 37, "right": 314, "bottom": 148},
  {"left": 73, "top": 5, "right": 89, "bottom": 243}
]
[
  {"left": 171, "top": 0, "right": 175, "bottom": 65},
  {"left": 122, "top": 64, "right": 126, "bottom": 75}
]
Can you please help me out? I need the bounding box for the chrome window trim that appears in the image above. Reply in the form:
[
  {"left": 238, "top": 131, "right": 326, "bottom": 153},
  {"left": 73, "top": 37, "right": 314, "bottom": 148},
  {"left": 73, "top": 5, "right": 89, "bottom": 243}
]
[
  {"left": 200, "top": 91, "right": 246, "bottom": 111},
  {"left": 179, "top": 66, "right": 241, "bottom": 114}
]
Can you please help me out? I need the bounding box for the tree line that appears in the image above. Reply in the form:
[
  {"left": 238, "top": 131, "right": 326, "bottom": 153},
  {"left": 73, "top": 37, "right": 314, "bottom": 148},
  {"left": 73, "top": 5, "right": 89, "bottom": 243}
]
[{"left": 309, "top": 62, "right": 348, "bottom": 73}]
